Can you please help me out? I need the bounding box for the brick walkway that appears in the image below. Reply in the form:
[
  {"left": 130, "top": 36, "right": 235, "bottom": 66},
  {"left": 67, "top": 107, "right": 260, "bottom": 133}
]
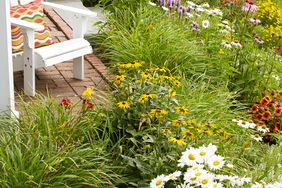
[{"left": 14, "top": 8, "right": 111, "bottom": 104}]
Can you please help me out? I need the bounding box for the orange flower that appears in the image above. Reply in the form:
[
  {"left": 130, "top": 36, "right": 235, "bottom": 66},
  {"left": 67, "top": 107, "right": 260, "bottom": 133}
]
[
  {"left": 256, "top": 114, "right": 263, "bottom": 120},
  {"left": 260, "top": 96, "right": 270, "bottom": 106},
  {"left": 251, "top": 105, "right": 259, "bottom": 113},
  {"left": 274, "top": 108, "right": 281, "bottom": 116},
  {"left": 262, "top": 111, "right": 271, "bottom": 120}
]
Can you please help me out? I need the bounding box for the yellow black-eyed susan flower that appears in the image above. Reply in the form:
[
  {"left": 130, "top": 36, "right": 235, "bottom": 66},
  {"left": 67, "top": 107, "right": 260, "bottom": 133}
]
[
  {"left": 175, "top": 106, "right": 188, "bottom": 116},
  {"left": 172, "top": 120, "right": 185, "bottom": 127},
  {"left": 169, "top": 137, "right": 186, "bottom": 146},
  {"left": 149, "top": 108, "right": 168, "bottom": 119},
  {"left": 117, "top": 101, "right": 130, "bottom": 109},
  {"left": 114, "top": 75, "right": 126, "bottom": 85},
  {"left": 182, "top": 130, "right": 195, "bottom": 138},
  {"left": 173, "top": 80, "right": 182, "bottom": 87},
  {"left": 139, "top": 93, "right": 156, "bottom": 104},
  {"left": 162, "top": 128, "right": 172, "bottom": 134}
]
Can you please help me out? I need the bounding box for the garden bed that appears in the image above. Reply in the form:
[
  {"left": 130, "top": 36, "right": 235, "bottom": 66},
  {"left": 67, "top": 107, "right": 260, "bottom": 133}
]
[{"left": 1, "top": 0, "right": 282, "bottom": 187}]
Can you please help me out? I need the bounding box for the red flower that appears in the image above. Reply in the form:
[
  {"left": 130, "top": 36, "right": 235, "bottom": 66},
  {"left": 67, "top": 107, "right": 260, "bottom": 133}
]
[
  {"left": 260, "top": 96, "right": 270, "bottom": 106},
  {"left": 274, "top": 108, "right": 281, "bottom": 116},
  {"left": 256, "top": 114, "right": 263, "bottom": 120},
  {"left": 251, "top": 105, "right": 259, "bottom": 113},
  {"left": 83, "top": 99, "right": 94, "bottom": 109},
  {"left": 60, "top": 98, "right": 72, "bottom": 107},
  {"left": 262, "top": 111, "right": 271, "bottom": 120}
]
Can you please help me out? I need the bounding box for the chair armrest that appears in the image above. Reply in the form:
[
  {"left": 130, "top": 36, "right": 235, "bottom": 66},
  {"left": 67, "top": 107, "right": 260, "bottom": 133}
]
[
  {"left": 10, "top": 18, "right": 44, "bottom": 31},
  {"left": 42, "top": 2, "right": 97, "bottom": 17},
  {"left": 10, "top": 18, "right": 41, "bottom": 49}
]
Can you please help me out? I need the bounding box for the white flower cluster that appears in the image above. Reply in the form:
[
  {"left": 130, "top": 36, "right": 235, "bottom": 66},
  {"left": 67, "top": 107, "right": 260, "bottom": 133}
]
[
  {"left": 251, "top": 181, "right": 282, "bottom": 188},
  {"left": 186, "top": 1, "right": 223, "bottom": 17},
  {"left": 218, "top": 20, "right": 234, "bottom": 34},
  {"left": 232, "top": 119, "right": 269, "bottom": 142},
  {"left": 150, "top": 144, "right": 251, "bottom": 188}
]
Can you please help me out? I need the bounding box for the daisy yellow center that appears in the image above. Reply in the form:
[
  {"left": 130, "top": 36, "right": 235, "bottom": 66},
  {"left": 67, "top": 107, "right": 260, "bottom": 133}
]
[
  {"left": 202, "top": 179, "right": 208, "bottom": 185},
  {"left": 195, "top": 172, "right": 202, "bottom": 176},
  {"left": 200, "top": 151, "right": 206, "bottom": 156},
  {"left": 191, "top": 177, "right": 196, "bottom": 181},
  {"left": 188, "top": 154, "right": 196, "bottom": 160},
  {"left": 156, "top": 180, "right": 162, "bottom": 186},
  {"left": 213, "top": 161, "right": 220, "bottom": 166}
]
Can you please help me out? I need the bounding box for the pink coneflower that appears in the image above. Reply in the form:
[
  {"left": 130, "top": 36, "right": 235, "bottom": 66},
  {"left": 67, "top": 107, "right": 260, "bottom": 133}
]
[
  {"left": 255, "top": 37, "right": 264, "bottom": 44},
  {"left": 250, "top": 18, "right": 261, "bottom": 26},
  {"left": 242, "top": 1, "right": 257, "bottom": 13}
]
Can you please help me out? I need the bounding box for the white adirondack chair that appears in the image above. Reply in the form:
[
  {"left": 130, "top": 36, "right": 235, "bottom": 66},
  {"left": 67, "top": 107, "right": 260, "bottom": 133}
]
[{"left": 10, "top": 0, "right": 97, "bottom": 96}]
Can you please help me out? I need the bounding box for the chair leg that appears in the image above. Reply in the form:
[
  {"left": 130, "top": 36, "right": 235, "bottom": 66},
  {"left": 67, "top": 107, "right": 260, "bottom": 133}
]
[
  {"left": 73, "top": 56, "right": 84, "bottom": 80},
  {"left": 24, "top": 63, "right": 36, "bottom": 96}
]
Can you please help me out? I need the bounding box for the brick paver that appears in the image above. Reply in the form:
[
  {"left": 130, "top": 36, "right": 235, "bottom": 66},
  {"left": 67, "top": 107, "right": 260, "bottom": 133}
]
[{"left": 14, "top": 8, "right": 111, "bottom": 105}]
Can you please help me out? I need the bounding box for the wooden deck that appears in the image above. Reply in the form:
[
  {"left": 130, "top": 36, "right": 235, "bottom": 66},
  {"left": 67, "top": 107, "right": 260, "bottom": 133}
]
[{"left": 14, "top": 8, "right": 111, "bottom": 105}]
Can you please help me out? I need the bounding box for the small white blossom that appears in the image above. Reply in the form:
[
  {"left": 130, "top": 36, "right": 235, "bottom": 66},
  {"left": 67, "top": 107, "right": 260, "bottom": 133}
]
[
  {"left": 148, "top": 1, "right": 156, "bottom": 6},
  {"left": 202, "top": 20, "right": 210, "bottom": 28}
]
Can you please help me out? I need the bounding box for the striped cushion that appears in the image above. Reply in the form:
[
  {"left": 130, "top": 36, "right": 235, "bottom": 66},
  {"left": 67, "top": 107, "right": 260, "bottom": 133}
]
[{"left": 11, "top": 0, "right": 53, "bottom": 53}]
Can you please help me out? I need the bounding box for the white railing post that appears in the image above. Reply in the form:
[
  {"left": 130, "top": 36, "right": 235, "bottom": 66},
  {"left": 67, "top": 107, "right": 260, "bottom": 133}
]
[{"left": 0, "top": 0, "right": 18, "bottom": 116}]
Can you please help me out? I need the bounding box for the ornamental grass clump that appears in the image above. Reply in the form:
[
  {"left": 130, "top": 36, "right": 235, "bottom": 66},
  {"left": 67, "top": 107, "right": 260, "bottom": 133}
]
[
  {"left": 0, "top": 96, "right": 123, "bottom": 187},
  {"left": 150, "top": 144, "right": 251, "bottom": 188}
]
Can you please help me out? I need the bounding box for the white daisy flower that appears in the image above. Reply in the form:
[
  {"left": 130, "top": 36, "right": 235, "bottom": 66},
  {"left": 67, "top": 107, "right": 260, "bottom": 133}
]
[
  {"left": 207, "top": 155, "right": 225, "bottom": 170},
  {"left": 202, "top": 20, "right": 210, "bottom": 28},
  {"left": 150, "top": 174, "right": 166, "bottom": 188},
  {"left": 183, "top": 170, "right": 198, "bottom": 184},
  {"left": 211, "top": 182, "right": 224, "bottom": 188},
  {"left": 248, "top": 122, "right": 257, "bottom": 129},
  {"left": 222, "top": 41, "right": 232, "bottom": 48},
  {"left": 178, "top": 147, "right": 201, "bottom": 167},
  {"left": 257, "top": 126, "right": 269, "bottom": 133},
  {"left": 231, "top": 41, "right": 242, "bottom": 48},
  {"left": 197, "top": 173, "right": 215, "bottom": 188},
  {"left": 237, "top": 120, "right": 250, "bottom": 128},
  {"left": 184, "top": 168, "right": 208, "bottom": 184},
  {"left": 165, "top": 171, "right": 182, "bottom": 181},
  {"left": 230, "top": 176, "right": 251, "bottom": 186},
  {"left": 251, "top": 134, "right": 263, "bottom": 142},
  {"left": 190, "top": 164, "right": 205, "bottom": 171}
]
